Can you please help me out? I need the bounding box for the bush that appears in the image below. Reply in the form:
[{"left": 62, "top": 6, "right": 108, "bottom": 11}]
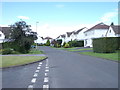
[
  {"left": 93, "top": 37, "right": 120, "bottom": 53},
  {"left": 2, "top": 48, "right": 13, "bottom": 55},
  {"left": 62, "top": 42, "right": 66, "bottom": 47},
  {"left": 64, "top": 43, "right": 70, "bottom": 48}
]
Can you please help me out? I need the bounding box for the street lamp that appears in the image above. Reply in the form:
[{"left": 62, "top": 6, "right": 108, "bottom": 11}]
[{"left": 36, "top": 21, "right": 39, "bottom": 49}]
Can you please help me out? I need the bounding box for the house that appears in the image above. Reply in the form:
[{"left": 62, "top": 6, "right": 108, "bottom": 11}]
[
  {"left": 84, "top": 23, "right": 109, "bottom": 47},
  {"left": 56, "top": 34, "right": 66, "bottom": 45},
  {"left": 106, "top": 24, "right": 120, "bottom": 37},
  {"left": 37, "top": 36, "right": 53, "bottom": 44},
  {"left": 74, "top": 27, "right": 88, "bottom": 41},
  {"left": 0, "top": 27, "right": 11, "bottom": 43}
]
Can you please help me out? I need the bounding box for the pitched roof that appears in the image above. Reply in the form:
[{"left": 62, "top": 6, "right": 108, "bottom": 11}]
[
  {"left": 74, "top": 27, "right": 86, "bottom": 34},
  {"left": 66, "top": 32, "right": 73, "bottom": 37},
  {"left": 0, "top": 27, "right": 11, "bottom": 38},
  {"left": 111, "top": 25, "right": 120, "bottom": 34},
  {"left": 84, "top": 23, "right": 109, "bottom": 33},
  {"left": 44, "top": 37, "right": 52, "bottom": 39}
]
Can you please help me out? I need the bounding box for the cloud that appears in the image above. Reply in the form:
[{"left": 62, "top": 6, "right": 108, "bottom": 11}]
[
  {"left": 17, "top": 16, "right": 30, "bottom": 20},
  {"left": 55, "top": 4, "right": 64, "bottom": 8},
  {"left": 100, "top": 11, "right": 117, "bottom": 22}
]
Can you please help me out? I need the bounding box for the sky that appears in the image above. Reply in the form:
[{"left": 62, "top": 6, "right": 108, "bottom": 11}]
[{"left": 1, "top": 2, "right": 118, "bottom": 39}]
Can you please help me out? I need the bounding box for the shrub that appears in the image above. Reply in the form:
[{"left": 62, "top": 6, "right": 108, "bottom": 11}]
[
  {"left": 2, "top": 48, "right": 13, "bottom": 55},
  {"left": 64, "top": 43, "right": 70, "bottom": 48},
  {"left": 93, "top": 37, "right": 120, "bottom": 53},
  {"left": 62, "top": 42, "right": 66, "bottom": 47}
]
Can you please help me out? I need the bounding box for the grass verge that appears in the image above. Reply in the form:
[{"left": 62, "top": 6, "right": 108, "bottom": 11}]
[
  {"left": 79, "top": 51, "right": 119, "bottom": 61},
  {"left": 68, "top": 48, "right": 92, "bottom": 51},
  {"left": 28, "top": 49, "right": 44, "bottom": 54},
  {"left": 0, "top": 56, "right": 47, "bottom": 68}
]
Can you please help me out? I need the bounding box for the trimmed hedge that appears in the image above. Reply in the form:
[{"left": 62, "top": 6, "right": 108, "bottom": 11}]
[
  {"left": 93, "top": 37, "right": 120, "bottom": 53},
  {"left": 68, "top": 40, "right": 84, "bottom": 47}
]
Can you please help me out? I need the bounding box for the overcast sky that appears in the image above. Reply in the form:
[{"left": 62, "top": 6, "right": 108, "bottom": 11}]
[{"left": 1, "top": 2, "right": 118, "bottom": 39}]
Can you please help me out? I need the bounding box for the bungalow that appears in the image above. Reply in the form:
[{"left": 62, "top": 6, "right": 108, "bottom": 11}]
[
  {"left": 106, "top": 24, "right": 120, "bottom": 37},
  {"left": 84, "top": 23, "right": 109, "bottom": 47}
]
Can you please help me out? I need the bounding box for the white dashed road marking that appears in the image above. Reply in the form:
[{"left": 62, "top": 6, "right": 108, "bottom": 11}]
[
  {"left": 35, "top": 70, "right": 39, "bottom": 73},
  {"left": 43, "top": 84, "right": 49, "bottom": 88},
  {"left": 45, "top": 73, "right": 48, "bottom": 76},
  {"left": 31, "top": 78, "right": 36, "bottom": 83},
  {"left": 45, "top": 69, "right": 49, "bottom": 72},
  {"left": 44, "top": 77, "right": 49, "bottom": 83},
  {"left": 39, "top": 62, "right": 42, "bottom": 64},
  {"left": 33, "top": 73, "right": 38, "bottom": 77},
  {"left": 37, "top": 67, "right": 41, "bottom": 69},
  {"left": 28, "top": 85, "right": 33, "bottom": 88},
  {"left": 45, "top": 67, "right": 49, "bottom": 69}
]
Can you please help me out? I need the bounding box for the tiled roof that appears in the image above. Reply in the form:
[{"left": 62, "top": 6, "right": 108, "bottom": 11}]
[
  {"left": 84, "top": 23, "right": 109, "bottom": 33},
  {"left": 111, "top": 25, "right": 120, "bottom": 34}
]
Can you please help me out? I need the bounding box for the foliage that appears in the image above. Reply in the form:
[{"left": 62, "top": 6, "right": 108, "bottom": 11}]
[
  {"left": 57, "top": 39, "right": 62, "bottom": 46},
  {"left": 64, "top": 43, "right": 70, "bottom": 48},
  {"left": 46, "top": 39, "right": 50, "bottom": 46},
  {"left": 9, "top": 20, "right": 37, "bottom": 53},
  {"left": 93, "top": 37, "right": 120, "bottom": 53},
  {"left": 68, "top": 40, "right": 84, "bottom": 47},
  {"left": 62, "top": 42, "right": 66, "bottom": 47}
]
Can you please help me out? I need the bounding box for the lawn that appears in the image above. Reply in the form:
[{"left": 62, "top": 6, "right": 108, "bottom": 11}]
[
  {"left": 0, "top": 56, "right": 47, "bottom": 68},
  {"left": 79, "top": 51, "right": 119, "bottom": 61}
]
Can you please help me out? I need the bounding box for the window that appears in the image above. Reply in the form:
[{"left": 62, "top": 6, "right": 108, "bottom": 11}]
[
  {"left": 0, "top": 34, "right": 1, "bottom": 37},
  {"left": 109, "top": 30, "right": 111, "bottom": 33}
]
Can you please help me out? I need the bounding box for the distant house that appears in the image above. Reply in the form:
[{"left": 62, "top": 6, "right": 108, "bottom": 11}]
[
  {"left": 75, "top": 27, "right": 88, "bottom": 41},
  {"left": 0, "top": 27, "right": 11, "bottom": 43},
  {"left": 64, "top": 32, "right": 73, "bottom": 42},
  {"left": 106, "top": 24, "right": 120, "bottom": 37},
  {"left": 84, "top": 23, "right": 109, "bottom": 47},
  {"left": 36, "top": 36, "right": 53, "bottom": 44},
  {"left": 56, "top": 34, "right": 66, "bottom": 45}
]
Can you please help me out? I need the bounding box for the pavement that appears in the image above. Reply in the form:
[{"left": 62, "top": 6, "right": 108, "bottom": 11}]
[{"left": 2, "top": 46, "right": 118, "bottom": 88}]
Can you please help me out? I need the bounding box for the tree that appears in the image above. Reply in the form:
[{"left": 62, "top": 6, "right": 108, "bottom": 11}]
[
  {"left": 9, "top": 20, "right": 37, "bottom": 53},
  {"left": 46, "top": 39, "right": 50, "bottom": 46}
]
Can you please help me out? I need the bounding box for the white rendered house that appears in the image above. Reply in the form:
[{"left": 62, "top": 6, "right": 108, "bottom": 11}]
[
  {"left": 0, "top": 31, "right": 5, "bottom": 43},
  {"left": 106, "top": 24, "right": 120, "bottom": 37},
  {"left": 84, "top": 23, "right": 109, "bottom": 47},
  {"left": 56, "top": 34, "right": 66, "bottom": 45}
]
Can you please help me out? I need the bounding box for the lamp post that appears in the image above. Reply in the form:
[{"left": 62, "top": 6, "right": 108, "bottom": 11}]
[{"left": 36, "top": 21, "right": 39, "bottom": 49}]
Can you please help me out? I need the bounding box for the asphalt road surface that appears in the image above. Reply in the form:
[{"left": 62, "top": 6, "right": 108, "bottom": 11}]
[{"left": 2, "top": 46, "right": 118, "bottom": 88}]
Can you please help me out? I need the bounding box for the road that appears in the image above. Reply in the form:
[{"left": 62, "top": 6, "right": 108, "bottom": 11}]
[{"left": 2, "top": 46, "right": 118, "bottom": 88}]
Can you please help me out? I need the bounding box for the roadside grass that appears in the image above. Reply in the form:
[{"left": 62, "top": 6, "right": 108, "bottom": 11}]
[
  {"left": 28, "top": 49, "right": 44, "bottom": 54},
  {"left": 57, "top": 47, "right": 79, "bottom": 50},
  {"left": 0, "top": 56, "right": 47, "bottom": 68},
  {"left": 79, "top": 51, "right": 119, "bottom": 61},
  {"left": 68, "top": 48, "right": 93, "bottom": 51}
]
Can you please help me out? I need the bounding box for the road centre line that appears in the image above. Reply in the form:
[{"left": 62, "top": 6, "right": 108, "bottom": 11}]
[
  {"left": 28, "top": 85, "right": 33, "bottom": 88},
  {"left": 39, "top": 62, "right": 42, "bottom": 65}
]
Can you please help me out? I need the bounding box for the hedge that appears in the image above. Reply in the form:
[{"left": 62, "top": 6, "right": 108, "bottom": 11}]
[
  {"left": 68, "top": 40, "right": 84, "bottom": 47},
  {"left": 93, "top": 37, "right": 120, "bottom": 53}
]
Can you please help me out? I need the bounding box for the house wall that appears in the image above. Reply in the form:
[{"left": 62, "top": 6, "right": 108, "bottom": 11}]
[
  {"left": 84, "top": 29, "right": 108, "bottom": 47},
  {"left": 76, "top": 28, "right": 87, "bottom": 40},
  {"left": 0, "top": 31, "right": 5, "bottom": 43},
  {"left": 106, "top": 27, "right": 116, "bottom": 37}
]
